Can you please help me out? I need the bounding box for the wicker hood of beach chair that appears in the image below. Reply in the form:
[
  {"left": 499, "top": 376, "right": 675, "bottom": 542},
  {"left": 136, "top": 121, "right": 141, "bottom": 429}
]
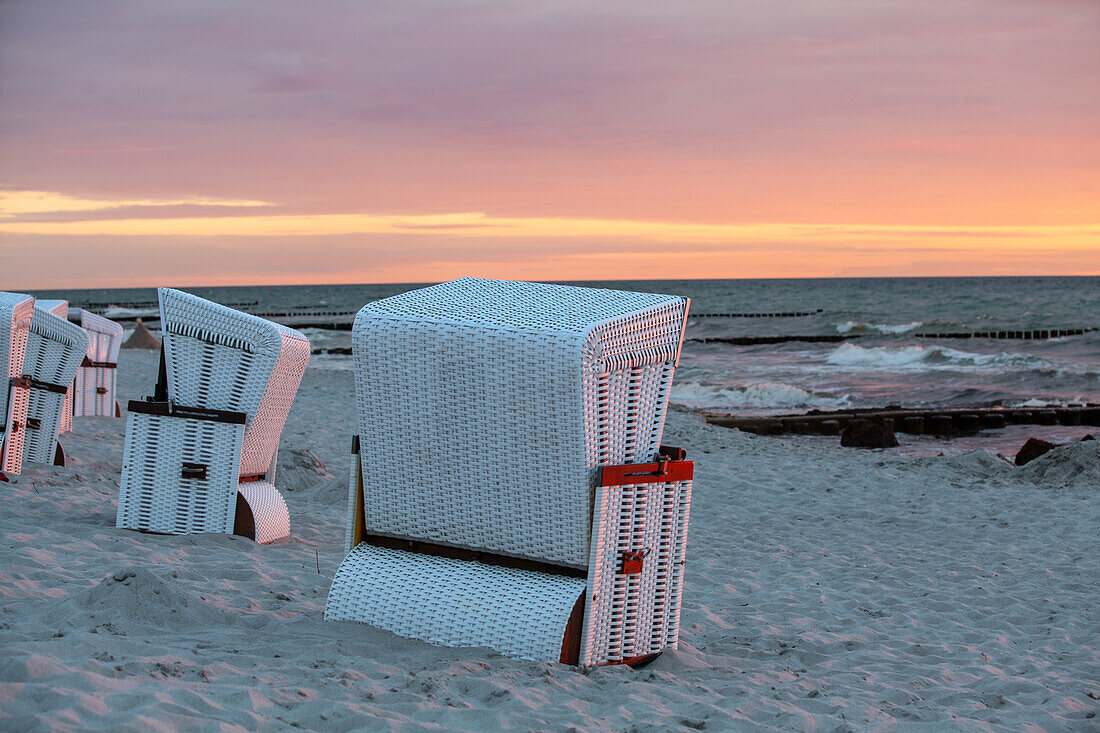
[
  {"left": 19, "top": 300, "right": 88, "bottom": 467},
  {"left": 116, "top": 288, "right": 310, "bottom": 544},
  {"left": 325, "top": 277, "right": 694, "bottom": 667},
  {"left": 67, "top": 308, "right": 124, "bottom": 421},
  {"left": 1, "top": 291, "right": 36, "bottom": 478}
]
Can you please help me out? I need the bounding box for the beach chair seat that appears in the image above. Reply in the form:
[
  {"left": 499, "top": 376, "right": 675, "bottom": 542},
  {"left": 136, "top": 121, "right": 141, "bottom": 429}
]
[
  {"left": 325, "top": 278, "right": 694, "bottom": 666},
  {"left": 116, "top": 288, "right": 310, "bottom": 544},
  {"left": 68, "top": 308, "right": 124, "bottom": 422},
  {"left": 1, "top": 292, "right": 36, "bottom": 479},
  {"left": 19, "top": 300, "right": 88, "bottom": 467}
]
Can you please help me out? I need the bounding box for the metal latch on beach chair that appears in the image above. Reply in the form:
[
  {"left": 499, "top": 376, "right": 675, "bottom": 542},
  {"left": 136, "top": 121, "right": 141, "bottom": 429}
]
[
  {"left": 620, "top": 548, "right": 652, "bottom": 575},
  {"left": 598, "top": 455, "right": 693, "bottom": 487}
]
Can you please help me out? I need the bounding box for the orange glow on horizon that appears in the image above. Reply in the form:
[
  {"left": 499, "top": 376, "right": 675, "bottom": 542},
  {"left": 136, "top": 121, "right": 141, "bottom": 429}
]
[
  {"left": 2, "top": 189, "right": 1096, "bottom": 288},
  {"left": 2, "top": 209, "right": 1097, "bottom": 249}
]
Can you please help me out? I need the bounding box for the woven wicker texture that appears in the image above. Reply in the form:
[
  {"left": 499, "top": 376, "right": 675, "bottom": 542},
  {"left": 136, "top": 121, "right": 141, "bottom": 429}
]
[
  {"left": 329, "top": 278, "right": 693, "bottom": 665},
  {"left": 352, "top": 277, "right": 688, "bottom": 568},
  {"left": 159, "top": 288, "right": 310, "bottom": 476},
  {"left": 72, "top": 309, "right": 124, "bottom": 418},
  {"left": 325, "top": 543, "right": 587, "bottom": 662},
  {"left": 1, "top": 292, "right": 35, "bottom": 475},
  {"left": 21, "top": 302, "right": 88, "bottom": 464},
  {"left": 581, "top": 474, "right": 693, "bottom": 666},
  {"left": 34, "top": 302, "right": 76, "bottom": 435},
  {"left": 117, "top": 289, "right": 306, "bottom": 544},
  {"left": 237, "top": 480, "right": 290, "bottom": 545},
  {"left": 117, "top": 412, "right": 244, "bottom": 535}
]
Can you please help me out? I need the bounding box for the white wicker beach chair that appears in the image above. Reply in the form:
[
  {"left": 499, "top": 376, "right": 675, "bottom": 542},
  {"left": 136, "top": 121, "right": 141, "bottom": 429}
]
[
  {"left": 67, "top": 308, "right": 124, "bottom": 421},
  {"left": 20, "top": 300, "right": 89, "bottom": 467},
  {"left": 32, "top": 300, "right": 76, "bottom": 436},
  {"left": 116, "top": 288, "right": 310, "bottom": 544},
  {"left": 325, "top": 278, "right": 694, "bottom": 666},
  {"left": 1, "top": 292, "right": 36, "bottom": 480}
]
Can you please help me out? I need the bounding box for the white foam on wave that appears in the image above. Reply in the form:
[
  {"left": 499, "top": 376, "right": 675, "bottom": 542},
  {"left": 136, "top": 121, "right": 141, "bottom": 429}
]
[
  {"left": 826, "top": 343, "right": 933, "bottom": 367},
  {"left": 876, "top": 321, "right": 924, "bottom": 334},
  {"left": 825, "top": 342, "right": 1059, "bottom": 371},
  {"left": 1015, "top": 398, "right": 1055, "bottom": 408},
  {"left": 834, "top": 321, "right": 923, "bottom": 335},
  {"left": 933, "top": 346, "right": 1063, "bottom": 371},
  {"left": 670, "top": 381, "right": 850, "bottom": 409},
  {"left": 1006, "top": 397, "right": 1093, "bottom": 409},
  {"left": 103, "top": 306, "right": 160, "bottom": 319}
]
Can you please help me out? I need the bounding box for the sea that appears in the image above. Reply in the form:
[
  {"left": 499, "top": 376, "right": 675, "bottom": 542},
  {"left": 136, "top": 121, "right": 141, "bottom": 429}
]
[{"left": 30, "top": 276, "right": 1100, "bottom": 458}]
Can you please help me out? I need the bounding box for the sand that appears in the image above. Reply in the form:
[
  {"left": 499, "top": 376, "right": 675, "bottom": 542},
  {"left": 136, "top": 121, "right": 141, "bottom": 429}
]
[{"left": 1, "top": 349, "right": 1097, "bottom": 731}]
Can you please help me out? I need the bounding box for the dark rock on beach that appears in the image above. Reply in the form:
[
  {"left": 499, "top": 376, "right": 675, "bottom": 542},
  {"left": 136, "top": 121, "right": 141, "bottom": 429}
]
[
  {"left": 840, "top": 418, "right": 899, "bottom": 449},
  {"left": 1015, "top": 437, "right": 1056, "bottom": 466}
]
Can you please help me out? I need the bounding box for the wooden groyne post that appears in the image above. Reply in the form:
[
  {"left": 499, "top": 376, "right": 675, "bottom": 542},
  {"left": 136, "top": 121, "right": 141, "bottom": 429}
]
[{"left": 706, "top": 405, "right": 1100, "bottom": 436}]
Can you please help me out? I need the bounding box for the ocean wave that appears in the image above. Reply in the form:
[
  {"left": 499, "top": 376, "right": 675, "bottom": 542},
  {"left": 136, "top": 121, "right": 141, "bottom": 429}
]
[
  {"left": 1014, "top": 398, "right": 1059, "bottom": 408},
  {"left": 825, "top": 342, "right": 1063, "bottom": 371},
  {"left": 670, "top": 381, "right": 850, "bottom": 409},
  {"left": 1008, "top": 397, "right": 1097, "bottom": 408},
  {"left": 834, "top": 320, "right": 923, "bottom": 335},
  {"left": 826, "top": 343, "right": 933, "bottom": 367},
  {"left": 103, "top": 306, "right": 160, "bottom": 319}
]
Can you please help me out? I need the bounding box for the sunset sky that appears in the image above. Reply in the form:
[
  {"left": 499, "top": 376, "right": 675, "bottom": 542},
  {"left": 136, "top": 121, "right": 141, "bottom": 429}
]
[{"left": 1, "top": 0, "right": 1097, "bottom": 289}]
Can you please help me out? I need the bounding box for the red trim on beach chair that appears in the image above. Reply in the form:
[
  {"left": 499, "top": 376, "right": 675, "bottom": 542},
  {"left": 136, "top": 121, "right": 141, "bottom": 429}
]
[{"left": 599, "top": 458, "right": 693, "bottom": 487}]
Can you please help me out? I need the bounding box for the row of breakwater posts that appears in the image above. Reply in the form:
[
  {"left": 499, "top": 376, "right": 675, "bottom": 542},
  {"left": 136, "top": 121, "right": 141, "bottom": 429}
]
[
  {"left": 691, "top": 309, "right": 824, "bottom": 318},
  {"left": 79, "top": 304, "right": 361, "bottom": 331},
  {"left": 707, "top": 405, "right": 1100, "bottom": 437},
  {"left": 86, "top": 305, "right": 827, "bottom": 330},
  {"left": 75, "top": 301, "right": 1096, "bottom": 343},
  {"left": 80, "top": 299, "right": 260, "bottom": 311},
  {"left": 693, "top": 327, "right": 1096, "bottom": 346}
]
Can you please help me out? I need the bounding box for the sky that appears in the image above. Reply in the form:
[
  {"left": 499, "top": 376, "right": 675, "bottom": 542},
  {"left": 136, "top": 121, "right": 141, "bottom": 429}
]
[{"left": 1, "top": 0, "right": 1097, "bottom": 289}]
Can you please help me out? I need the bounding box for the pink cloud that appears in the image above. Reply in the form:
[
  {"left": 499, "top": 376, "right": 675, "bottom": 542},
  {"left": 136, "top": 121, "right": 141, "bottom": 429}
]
[{"left": 0, "top": 0, "right": 1096, "bottom": 285}]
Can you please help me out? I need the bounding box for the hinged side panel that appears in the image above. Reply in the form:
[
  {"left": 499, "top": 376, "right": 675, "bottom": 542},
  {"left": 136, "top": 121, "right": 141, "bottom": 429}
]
[{"left": 579, "top": 461, "right": 694, "bottom": 667}]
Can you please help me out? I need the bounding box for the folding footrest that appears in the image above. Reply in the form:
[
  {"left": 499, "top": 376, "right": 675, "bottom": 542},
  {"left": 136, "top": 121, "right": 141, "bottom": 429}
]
[
  {"left": 235, "top": 480, "right": 289, "bottom": 544},
  {"left": 325, "top": 543, "right": 587, "bottom": 662}
]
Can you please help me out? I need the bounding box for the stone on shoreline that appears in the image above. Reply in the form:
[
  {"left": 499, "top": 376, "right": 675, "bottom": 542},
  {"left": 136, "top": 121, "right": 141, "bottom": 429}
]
[{"left": 1015, "top": 437, "right": 1056, "bottom": 466}]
